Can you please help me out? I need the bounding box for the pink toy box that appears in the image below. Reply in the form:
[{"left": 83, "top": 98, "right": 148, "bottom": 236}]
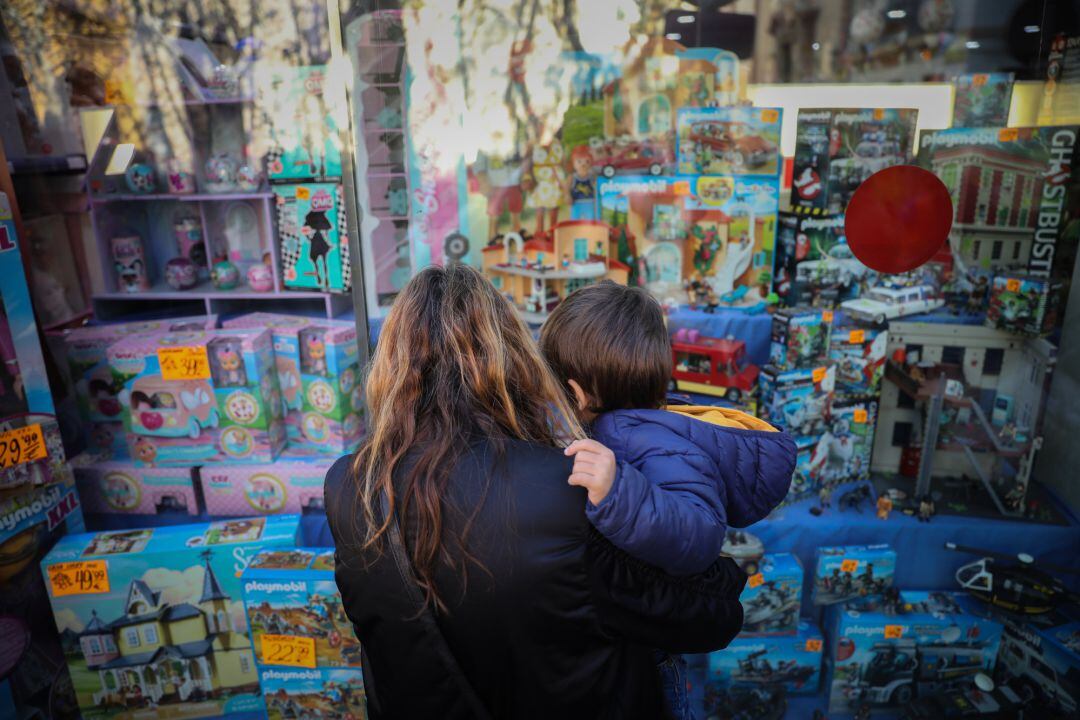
[
  {"left": 222, "top": 313, "right": 363, "bottom": 456},
  {"left": 71, "top": 452, "right": 199, "bottom": 515},
  {"left": 61, "top": 315, "right": 218, "bottom": 457},
  {"left": 107, "top": 328, "right": 285, "bottom": 466},
  {"left": 198, "top": 456, "right": 333, "bottom": 516}
]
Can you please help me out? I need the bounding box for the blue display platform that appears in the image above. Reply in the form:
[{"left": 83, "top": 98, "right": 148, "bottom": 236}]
[{"left": 666, "top": 306, "right": 774, "bottom": 365}]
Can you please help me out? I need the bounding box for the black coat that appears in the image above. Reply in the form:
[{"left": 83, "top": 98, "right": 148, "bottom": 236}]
[{"left": 325, "top": 439, "right": 747, "bottom": 720}]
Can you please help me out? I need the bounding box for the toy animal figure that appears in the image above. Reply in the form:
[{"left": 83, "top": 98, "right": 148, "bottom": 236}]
[
  {"left": 301, "top": 209, "right": 333, "bottom": 291},
  {"left": 876, "top": 494, "right": 893, "bottom": 520}
]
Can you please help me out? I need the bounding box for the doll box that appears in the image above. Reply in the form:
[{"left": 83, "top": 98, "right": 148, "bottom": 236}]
[
  {"left": 739, "top": 552, "right": 804, "bottom": 636},
  {"left": 705, "top": 621, "right": 822, "bottom": 704},
  {"left": 985, "top": 274, "right": 1062, "bottom": 337},
  {"left": 107, "top": 328, "right": 285, "bottom": 466},
  {"left": 828, "top": 324, "right": 887, "bottom": 396},
  {"left": 769, "top": 307, "right": 832, "bottom": 371},
  {"left": 71, "top": 452, "right": 198, "bottom": 516},
  {"left": 241, "top": 547, "right": 361, "bottom": 668},
  {"left": 260, "top": 667, "right": 367, "bottom": 720},
  {"left": 758, "top": 364, "right": 836, "bottom": 445},
  {"left": 198, "top": 458, "right": 333, "bottom": 516},
  {"left": 262, "top": 66, "right": 345, "bottom": 181},
  {"left": 41, "top": 516, "right": 301, "bottom": 720},
  {"left": 813, "top": 544, "right": 896, "bottom": 607},
  {"left": 274, "top": 183, "right": 351, "bottom": 293}
]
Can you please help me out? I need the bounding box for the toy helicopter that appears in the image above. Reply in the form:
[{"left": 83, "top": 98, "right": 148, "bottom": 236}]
[{"left": 945, "top": 542, "right": 1080, "bottom": 615}]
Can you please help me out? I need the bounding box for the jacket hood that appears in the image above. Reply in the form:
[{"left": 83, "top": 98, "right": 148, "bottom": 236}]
[{"left": 664, "top": 404, "right": 778, "bottom": 433}]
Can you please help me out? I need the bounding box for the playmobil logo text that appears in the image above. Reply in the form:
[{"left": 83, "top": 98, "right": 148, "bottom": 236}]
[
  {"left": 844, "top": 624, "right": 907, "bottom": 638},
  {"left": 262, "top": 669, "right": 323, "bottom": 681},
  {"left": 245, "top": 580, "right": 307, "bottom": 594},
  {"left": 601, "top": 179, "right": 671, "bottom": 195},
  {"left": 0, "top": 486, "right": 80, "bottom": 533},
  {"left": 1029, "top": 128, "right": 1076, "bottom": 278},
  {"left": 800, "top": 216, "right": 845, "bottom": 231}
]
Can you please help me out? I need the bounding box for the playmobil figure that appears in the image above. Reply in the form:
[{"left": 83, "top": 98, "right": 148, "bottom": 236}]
[
  {"left": 918, "top": 494, "right": 935, "bottom": 522},
  {"left": 302, "top": 209, "right": 333, "bottom": 290},
  {"left": 818, "top": 485, "right": 832, "bottom": 510},
  {"left": 839, "top": 484, "right": 872, "bottom": 512},
  {"left": 568, "top": 145, "right": 596, "bottom": 220},
  {"left": 876, "top": 493, "right": 893, "bottom": 520},
  {"left": 526, "top": 142, "right": 566, "bottom": 235},
  {"left": 110, "top": 235, "right": 150, "bottom": 292},
  {"left": 473, "top": 150, "right": 528, "bottom": 241}
]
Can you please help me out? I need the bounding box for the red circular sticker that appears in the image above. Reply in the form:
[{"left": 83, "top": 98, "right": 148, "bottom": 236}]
[{"left": 845, "top": 165, "right": 952, "bottom": 274}]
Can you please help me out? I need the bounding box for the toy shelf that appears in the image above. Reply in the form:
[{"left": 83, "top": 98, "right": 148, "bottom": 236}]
[{"left": 90, "top": 191, "right": 273, "bottom": 204}]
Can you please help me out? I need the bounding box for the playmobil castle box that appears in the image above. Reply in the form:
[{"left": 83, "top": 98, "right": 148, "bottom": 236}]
[
  {"left": 824, "top": 591, "right": 1003, "bottom": 715},
  {"left": 813, "top": 544, "right": 896, "bottom": 607},
  {"left": 758, "top": 363, "right": 836, "bottom": 445},
  {"left": 241, "top": 547, "right": 361, "bottom": 668},
  {"left": 274, "top": 183, "right": 351, "bottom": 293},
  {"left": 260, "top": 667, "right": 367, "bottom": 720},
  {"left": 769, "top": 306, "right": 832, "bottom": 371},
  {"left": 985, "top": 273, "right": 1062, "bottom": 337},
  {"left": 996, "top": 615, "right": 1080, "bottom": 716},
  {"left": 62, "top": 315, "right": 218, "bottom": 457},
  {"left": 705, "top": 621, "right": 823, "bottom": 705},
  {"left": 740, "top": 553, "right": 803, "bottom": 636},
  {"left": 41, "top": 516, "right": 301, "bottom": 720},
  {"left": 71, "top": 452, "right": 198, "bottom": 516},
  {"left": 107, "top": 328, "right": 286, "bottom": 466},
  {"left": 222, "top": 313, "right": 363, "bottom": 455},
  {"left": 198, "top": 457, "right": 332, "bottom": 516},
  {"left": 828, "top": 323, "right": 887, "bottom": 396}
]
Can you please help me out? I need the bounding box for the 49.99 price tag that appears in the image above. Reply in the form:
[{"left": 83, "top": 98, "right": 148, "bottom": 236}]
[
  {"left": 0, "top": 423, "right": 47, "bottom": 470},
  {"left": 261, "top": 634, "right": 316, "bottom": 668},
  {"left": 48, "top": 561, "right": 110, "bottom": 597}
]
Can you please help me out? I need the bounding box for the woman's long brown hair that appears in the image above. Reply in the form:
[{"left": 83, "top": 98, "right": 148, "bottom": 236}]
[{"left": 350, "top": 264, "right": 583, "bottom": 612}]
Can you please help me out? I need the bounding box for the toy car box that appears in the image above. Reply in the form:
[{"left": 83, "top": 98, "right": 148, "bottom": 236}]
[
  {"left": 61, "top": 315, "right": 218, "bottom": 457},
  {"left": 107, "top": 328, "right": 286, "bottom": 466},
  {"left": 769, "top": 307, "right": 832, "bottom": 371},
  {"left": 41, "top": 515, "right": 301, "bottom": 720},
  {"left": 740, "top": 553, "right": 803, "bottom": 635},
  {"left": 813, "top": 544, "right": 895, "bottom": 606},
  {"left": 241, "top": 547, "right": 361, "bottom": 668},
  {"left": 705, "top": 621, "right": 822, "bottom": 705},
  {"left": 825, "top": 591, "right": 1003, "bottom": 715},
  {"left": 828, "top": 323, "right": 887, "bottom": 396},
  {"left": 995, "top": 616, "right": 1080, "bottom": 716},
  {"left": 222, "top": 313, "right": 363, "bottom": 455},
  {"left": 985, "top": 273, "right": 1062, "bottom": 337},
  {"left": 72, "top": 452, "right": 198, "bottom": 516},
  {"left": 260, "top": 667, "right": 367, "bottom": 720},
  {"left": 199, "top": 457, "right": 333, "bottom": 516},
  {"left": 758, "top": 363, "right": 835, "bottom": 445}
]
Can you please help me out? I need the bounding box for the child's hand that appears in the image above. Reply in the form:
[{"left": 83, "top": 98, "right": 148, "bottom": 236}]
[{"left": 564, "top": 439, "right": 617, "bottom": 506}]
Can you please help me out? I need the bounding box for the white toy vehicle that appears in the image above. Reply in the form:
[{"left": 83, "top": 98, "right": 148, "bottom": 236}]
[
  {"left": 841, "top": 283, "right": 944, "bottom": 325},
  {"left": 796, "top": 242, "right": 871, "bottom": 287}
]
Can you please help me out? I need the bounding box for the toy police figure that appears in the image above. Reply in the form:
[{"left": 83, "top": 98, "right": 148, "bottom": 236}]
[
  {"left": 818, "top": 485, "right": 832, "bottom": 510},
  {"left": 917, "top": 494, "right": 935, "bottom": 522}
]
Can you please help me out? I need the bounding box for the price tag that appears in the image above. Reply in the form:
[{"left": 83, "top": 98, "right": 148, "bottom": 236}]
[
  {"left": 812, "top": 367, "right": 827, "bottom": 383},
  {"left": 873, "top": 108, "right": 885, "bottom": 120},
  {"left": 971, "top": 74, "right": 989, "bottom": 87},
  {"left": 853, "top": 408, "right": 869, "bottom": 424},
  {"left": 296, "top": 187, "right": 311, "bottom": 201},
  {"left": 761, "top": 109, "right": 780, "bottom": 123},
  {"left": 261, "top": 634, "right": 316, "bottom": 668},
  {"left": 840, "top": 558, "right": 859, "bottom": 573},
  {"left": 48, "top": 561, "right": 110, "bottom": 597},
  {"left": 822, "top": 310, "right": 834, "bottom": 323},
  {"left": 104, "top": 79, "right": 125, "bottom": 105},
  {"left": 848, "top": 330, "right": 866, "bottom": 344},
  {"left": 1005, "top": 278, "right": 1022, "bottom": 292},
  {"left": 998, "top": 128, "right": 1019, "bottom": 142},
  {"left": 0, "top": 424, "right": 47, "bottom": 471},
  {"left": 747, "top": 573, "right": 764, "bottom": 588},
  {"left": 672, "top": 181, "right": 692, "bottom": 196},
  {"left": 158, "top": 346, "right": 211, "bottom": 381},
  {"left": 805, "top": 638, "right": 823, "bottom": 652},
  {"left": 884, "top": 625, "right": 905, "bottom": 640}
]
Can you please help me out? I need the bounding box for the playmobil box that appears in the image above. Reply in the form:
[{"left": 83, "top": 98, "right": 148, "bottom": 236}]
[
  {"left": 241, "top": 547, "right": 361, "bottom": 668},
  {"left": 996, "top": 615, "right": 1080, "bottom": 716},
  {"left": 985, "top": 273, "right": 1062, "bottom": 337},
  {"left": 809, "top": 395, "right": 878, "bottom": 488},
  {"left": 274, "top": 182, "right": 351, "bottom": 293},
  {"left": 198, "top": 457, "right": 332, "bottom": 516},
  {"left": 740, "top": 553, "right": 803, "bottom": 635},
  {"left": 773, "top": 213, "right": 875, "bottom": 308},
  {"left": 758, "top": 363, "right": 835, "bottom": 445},
  {"left": 784, "top": 437, "right": 820, "bottom": 505},
  {"left": 0, "top": 416, "right": 73, "bottom": 493},
  {"left": 107, "top": 328, "right": 286, "bottom": 466},
  {"left": 61, "top": 315, "right": 219, "bottom": 457},
  {"left": 222, "top": 313, "right": 363, "bottom": 455},
  {"left": 41, "top": 516, "right": 301, "bottom": 720},
  {"left": 71, "top": 452, "right": 198, "bottom": 516},
  {"left": 705, "top": 621, "right": 822, "bottom": 705},
  {"left": 676, "top": 106, "right": 782, "bottom": 177},
  {"left": 813, "top": 544, "right": 895, "bottom": 606},
  {"left": 769, "top": 306, "right": 832, "bottom": 371},
  {"left": 828, "top": 323, "right": 887, "bottom": 396},
  {"left": 260, "top": 667, "right": 367, "bottom": 720},
  {"left": 825, "top": 591, "right": 1003, "bottom": 715},
  {"left": 0, "top": 476, "right": 83, "bottom": 579}
]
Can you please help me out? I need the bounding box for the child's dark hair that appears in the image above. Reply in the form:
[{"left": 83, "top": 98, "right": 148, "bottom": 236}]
[{"left": 540, "top": 281, "right": 671, "bottom": 413}]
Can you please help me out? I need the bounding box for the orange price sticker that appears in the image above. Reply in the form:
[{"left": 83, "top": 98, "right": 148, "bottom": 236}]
[
  {"left": 840, "top": 558, "right": 859, "bottom": 573},
  {"left": 884, "top": 625, "right": 905, "bottom": 640},
  {"left": 761, "top": 109, "right": 780, "bottom": 123},
  {"left": 873, "top": 108, "right": 885, "bottom": 120},
  {"left": 971, "top": 74, "right": 989, "bottom": 87},
  {"left": 747, "top": 573, "right": 765, "bottom": 588},
  {"left": 812, "top": 367, "right": 827, "bottom": 383},
  {"left": 0, "top": 423, "right": 47, "bottom": 471},
  {"left": 672, "top": 181, "right": 692, "bottom": 196},
  {"left": 848, "top": 330, "right": 866, "bottom": 344},
  {"left": 805, "top": 638, "right": 823, "bottom": 653},
  {"left": 822, "top": 310, "right": 835, "bottom": 323},
  {"left": 48, "top": 560, "right": 110, "bottom": 597},
  {"left": 853, "top": 409, "right": 869, "bottom": 424},
  {"left": 261, "top": 634, "right": 316, "bottom": 668},
  {"left": 296, "top": 186, "right": 311, "bottom": 200},
  {"left": 157, "top": 346, "right": 211, "bottom": 381},
  {"left": 1005, "top": 278, "right": 1022, "bottom": 292},
  {"left": 998, "top": 128, "right": 1019, "bottom": 142},
  {"left": 104, "top": 79, "right": 125, "bottom": 105}
]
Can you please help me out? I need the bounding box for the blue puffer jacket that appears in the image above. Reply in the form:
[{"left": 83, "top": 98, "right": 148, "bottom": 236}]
[{"left": 587, "top": 403, "right": 797, "bottom": 577}]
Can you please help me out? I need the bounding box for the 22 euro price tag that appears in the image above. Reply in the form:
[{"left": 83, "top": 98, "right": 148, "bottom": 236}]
[
  {"left": 840, "top": 558, "right": 859, "bottom": 573},
  {"left": 0, "top": 423, "right": 47, "bottom": 471},
  {"left": 48, "top": 561, "right": 110, "bottom": 597},
  {"left": 884, "top": 625, "right": 906, "bottom": 639},
  {"left": 262, "top": 634, "right": 316, "bottom": 668},
  {"left": 158, "top": 346, "right": 211, "bottom": 381},
  {"left": 747, "top": 573, "right": 765, "bottom": 588}
]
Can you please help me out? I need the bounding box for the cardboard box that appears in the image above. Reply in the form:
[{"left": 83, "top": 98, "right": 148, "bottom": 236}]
[
  {"left": 740, "top": 553, "right": 803, "bottom": 635},
  {"left": 813, "top": 544, "right": 896, "bottom": 606},
  {"left": 71, "top": 453, "right": 198, "bottom": 516},
  {"left": 260, "top": 667, "right": 367, "bottom": 720},
  {"left": 758, "top": 364, "right": 835, "bottom": 445},
  {"left": 985, "top": 273, "right": 1062, "bottom": 337},
  {"left": 705, "top": 621, "right": 823, "bottom": 705},
  {"left": 829, "top": 324, "right": 887, "bottom": 396},
  {"left": 199, "top": 458, "right": 332, "bottom": 516},
  {"left": 769, "top": 307, "right": 832, "bottom": 371},
  {"left": 274, "top": 183, "right": 351, "bottom": 293},
  {"left": 996, "top": 615, "right": 1079, "bottom": 716}
]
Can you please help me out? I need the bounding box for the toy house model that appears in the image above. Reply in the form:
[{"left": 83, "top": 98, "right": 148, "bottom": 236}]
[{"left": 482, "top": 220, "right": 629, "bottom": 322}]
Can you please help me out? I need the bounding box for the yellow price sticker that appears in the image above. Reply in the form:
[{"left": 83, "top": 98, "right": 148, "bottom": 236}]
[
  {"left": 158, "top": 346, "right": 211, "bottom": 381},
  {"left": 296, "top": 186, "right": 311, "bottom": 200},
  {"left": 812, "top": 367, "right": 827, "bottom": 383},
  {"left": 104, "top": 79, "right": 125, "bottom": 105},
  {"left": 747, "top": 573, "right": 764, "bottom": 588},
  {"left": 853, "top": 408, "right": 869, "bottom": 424},
  {"left": 884, "top": 625, "right": 905, "bottom": 640},
  {"left": 1005, "top": 278, "right": 1022, "bottom": 292},
  {"left": 822, "top": 310, "right": 834, "bottom": 323},
  {"left": 998, "top": 128, "right": 1019, "bottom": 142},
  {"left": 672, "top": 181, "right": 692, "bottom": 196},
  {"left": 805, "top": 638, "right": 823, "bottom": 653},
  {"left": 840, "top": 558, "right": 859, "bottom": 573},
  {"left": 848, "top": 330, "right": 866, "bottom": 344},
  {"left": 873, "top": 108, "right": 885, "bottom": 120},
  {"left": 971, "top": 74, "right": 989, "bottom": 87},
  {"left": 761, "top": 109, "right": 780, "bottom": 123},
  {"left": 261, "top": 634, "right": 316, "bottom": 668},
  {"left": 0, "top": 423, "right": 47, "bottom": 471},
  {"left": 48, "top": 560, "right": 110, "bottom": 597}
]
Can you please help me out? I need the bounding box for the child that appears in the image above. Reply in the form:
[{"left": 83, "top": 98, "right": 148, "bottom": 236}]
[{"left": 540, "top": 281, "right": 797, "bottom": 719}]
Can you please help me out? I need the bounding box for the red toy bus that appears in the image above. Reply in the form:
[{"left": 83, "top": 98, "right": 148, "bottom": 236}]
[{"left": 671, "top": 328, "right": 760, "bottom": 404}]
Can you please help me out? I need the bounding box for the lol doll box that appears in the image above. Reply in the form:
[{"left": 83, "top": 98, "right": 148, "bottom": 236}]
[
  {"left": 71, "top": 452, "right": 199, "bottom": 516},
  {"left": 198, "top": 456, "right": 333, "bottom": 516}
]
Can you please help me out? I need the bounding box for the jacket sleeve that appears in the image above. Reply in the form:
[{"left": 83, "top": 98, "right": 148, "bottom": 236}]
[
  {"left": 585, "top": 526, "right": 746, "bottom": 654},
  {"left": 720, "top": 429, "right": 798, "bottom": 528},
  {"left": 586, "top": 452, "right": 727, "bottom": 576}
]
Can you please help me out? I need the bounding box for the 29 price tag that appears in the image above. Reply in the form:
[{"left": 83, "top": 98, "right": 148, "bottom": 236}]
[
  {"left": 158, "top": 346, "right": 211, "bottom": 381},
  {"left": 805, "top": 638, "right": 823, "bottom": 652},
  {"left": 48, "top": 561, "right": 110, "bottom": 597},
  {"left": 747, "top": 573, "right": 764, "bottom": 588},
  {"left": 998, "top": 128, "right": 1019, "bottom": 142},
  {"left": 1005, "top": 278, "right": 1022, "bottom": 292},
  {"left": 884, "top": 625, "right": 906, "bottom": 639},
  {"left": 0, "top": 423, "right": 47, "bottom": 470},
  {"left": 261, "top": 634, "right": 316, "bottom": 668},
  {"left": 849, "top": 330, "right": 866, "bottom": 344},
  {"left": 840, "top": 558, "right": 859, "bottom": 573}
]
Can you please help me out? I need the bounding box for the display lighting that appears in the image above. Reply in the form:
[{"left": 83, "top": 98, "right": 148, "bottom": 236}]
[
  {"left": 886, "top": 10, "right": 907, "bottom": 19},
  {"left": 676, "top": 14, "right": 696, "bottom": 24}
]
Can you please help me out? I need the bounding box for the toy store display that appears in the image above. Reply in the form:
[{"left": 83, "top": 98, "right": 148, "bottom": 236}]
[
  {"left": 774, "top": 213, "right": 873, "bottom": 309},
  {"left": 676, "top": 106, "right": 783, "bottom": 177},
  {"left": 828, "top": 323, "right": 887, "bottom": 396},
  {"left": 758, "top": 363, "right": 836, "bottom": 445},
  {"left": 769, "top": 307, "right": 832, "bottom": 371},
  {"left": 813, "top": 544, "right": 896, "bottom": 606},
  {"left": 199, "top": 458, "right": 333, "bottom": 516},
  {"left": 740, "top": 553, "right": 803, "bottom": 635},
  {"left": 985, "top": 273, "right": 1061, "bottom": 337},
  {"left": 670, "top": 327, "right": 760, "bottom": 405},
  {"left": 70, "top": 453, "right": 198, "bottom": 516},
  {"left": 951, "top": 73, "right": 1015, "bottom": 128},
  {"left": 41, "top": 516, "right": 301, "bottom": 719},
  {"left": 704, "top": 621, "right": 823, "bottom": 702},
  {"left": 274, "top": 183, "right": 351, "bottom": 293}
]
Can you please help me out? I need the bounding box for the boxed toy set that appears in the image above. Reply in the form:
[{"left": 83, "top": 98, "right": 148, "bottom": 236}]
[
  {"left": 813, "top": 544, "right": 896, "bottom": 606},
  {"left": 773, "top": 213, "right": 874, "bottom": 308},
  {"left": 705, "top": 621, "right": 823, "bottom": 705},
  {"left": 828, "top": 323, "right": 888, "bottom": 396},
  {"left": 107, "top": 328, "right": 286, "bottom": 466},
  {"left": 758, "top": 363, "right": 836, "bottom": 444},
  {"left": 825, "top": 591, "right": 1003, "bottom": 715},
  {"left": 807, "top": 395, "right": 878, "bottom": 489},
  {"left": 241, "top": 547, "right": 361, "bottom": 668},
  {"left": 71, "top": 453, "right": 198, "bottom": 515},
  {"left": 769, "top": 306, "right": 832, "bottom": 371},
  {"left": 199, "top": 458, "right": 332, "bottom": 515},
  {"left": 676, "top": 106, "right": 782, "bottom": 177},
  {"left": 985, "top": 273, "right": 1062, "bottom": 337},
  {"left": 261, "top": 667, "right": 367, "bottom": 720},
  {"left": 952, "top": 73, "right": 1014, "bottom": 127},
  {"left": 274, "top": 182, "right": 351, "bottom": 293},
  {"left": 222, "top": 313, "right": 363, "bottom": 455},
  {"left": 995, "top": 615, "right": 1080, "bottom": 716},
  {"left": 740, "top": 552, "right": 803, "bottom": 635},
  {"left": 41, "top": 516, "right": 301, "bottom": 720}
]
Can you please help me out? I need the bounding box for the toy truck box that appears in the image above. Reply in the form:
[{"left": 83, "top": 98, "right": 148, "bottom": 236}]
[
  {"left": 985, "top": 273, "right": 1062, "bottom": 337},
  {"left": 241, "top": 547, "right": 361, "bottom": 668},
  {"left": 828, "top": 324, "right": 887, "bottom": 396},
  {"left": 740, "top": 553, "right": 803, "bottom": 635},
  {"left": 61, "top": 315, "right": 218, "bottom": 457},
  {"left": 813, "top": 544, "right": 895, "bottom": 606},
  {"left": 71, "top": 452, "right": 198, "bottom": 516},
  {"left": 222, "top": 313, "right": 363, "bottom": 455},
  {"left": 199, "top": 457, "right": 332, "bottom": 516},
  {"left": 705, "top": 621, "right": 823, "bottom": 707},
  {"left": 825, "top": 591, "right": 1003, "bottom": 715},
  {"left": 260, "top": 667, "right": 367, "bottom": 720},
  {"left": 107, "top": 328, "right": 286, "bottom": 466},
  {"left": 41, "top": 515, "right": 301, "bottom": 720},
  {"left": 758, "top": 363, "right": 836, "bottom": 445},
  {"left": 769, "top": 306, "right": 832, "bottom": 371},
  {"left": 995, "top": 615, "right": 1080, "bottom": 716}
]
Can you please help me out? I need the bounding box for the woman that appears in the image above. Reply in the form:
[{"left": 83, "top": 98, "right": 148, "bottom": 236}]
[{"left": 326, "top": 264, "right": 746, "bottom": 719}]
